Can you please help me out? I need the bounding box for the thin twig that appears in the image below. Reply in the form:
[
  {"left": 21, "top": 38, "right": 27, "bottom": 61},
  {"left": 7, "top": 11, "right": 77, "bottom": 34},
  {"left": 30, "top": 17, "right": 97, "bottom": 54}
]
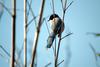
[
  {"left": 45, "top": 62, "right": 52, "bottom": 67},
  {"left": 0, "top": 45, "right": 10, "bottom": 57},
  {"left": 26, "top": 16, "right": 37, "bottom": 28},
  {"left": 89, "top": 44, "right": 100, "bottom": 67},
  {"left": 57, "top": 60, "right": 64, "bottom": 66},
  {"left": 52, "top": 46, "right": 55, "bottom": 56},
  {"left": 54, "top": 36, "right": 56, "bottom": 58},
  {"left": 65, "top": 1, "right": 74, "bottom": 11},
  {"left": 15, "top": 42, "right": 24, "bottom": 67},
  {"left": 52, "top": 0, "right": 55, "bottom": 13},
  {"left": 50, "top": 0, "right": 52, "bottom": 10},
  {"left": 44, "top": 60, "right": 64, "bottom": 67},
  {"left": 61, "top": 33, "right": 72, "bottom": 40},
  {"left": 41, "top": 15, "right": 50, "bottom": 24},
  {"left": 30, "top": 0, "right": 45, "bottom": 67},
  {"left": 0, "top": 2, "right": 4, "bottom": 19},
  {"left": 89, "top": 43, "right": 97, "bottom": 61},
  {"left": 44, "top": 18, "right": 50, "bottom": 35},
  {"left": 27, "top": 0, "right": 32, "bottom": 16},
  {"left": 27, "top": 0, "right": 37, "bottom": 28},
  {"left": 64, "top": 0, "right": 67, "bottom": 10},
  {"left": 55, "top": 36, "right": 61, "bottom": 67},
  {"left": 55, "top": 1, "right": 67, "bottom": 66},
  {"left": 0, "top": 2, "right": 12, "bottom": 16},
  {"left": 60, "top": 0, "right": 64, "bottom": 10},
  {"left": 62, "top": 0, "right": 67, "bottom": 21},
  {"left": 55, "top": 1, "right": 73, "bottom": 67}
]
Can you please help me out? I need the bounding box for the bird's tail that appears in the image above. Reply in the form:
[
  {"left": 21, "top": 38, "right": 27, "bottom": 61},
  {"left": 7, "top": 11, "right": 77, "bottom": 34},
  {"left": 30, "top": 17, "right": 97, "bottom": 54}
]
[{"left": 47, "top": 32, "right": 55, "bottom": 48}]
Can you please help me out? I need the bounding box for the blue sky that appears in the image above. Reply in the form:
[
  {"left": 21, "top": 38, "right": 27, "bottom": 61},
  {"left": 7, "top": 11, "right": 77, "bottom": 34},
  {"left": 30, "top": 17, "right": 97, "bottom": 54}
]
[{"left": 0, "top": 0, "right": 100, "bottom": 67}]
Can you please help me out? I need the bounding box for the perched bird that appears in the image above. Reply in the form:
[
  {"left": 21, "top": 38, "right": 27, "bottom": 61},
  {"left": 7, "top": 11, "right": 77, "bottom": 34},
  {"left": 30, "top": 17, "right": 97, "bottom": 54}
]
[{"left": 47, "top": 14, "right": 64, "bottom": 48}]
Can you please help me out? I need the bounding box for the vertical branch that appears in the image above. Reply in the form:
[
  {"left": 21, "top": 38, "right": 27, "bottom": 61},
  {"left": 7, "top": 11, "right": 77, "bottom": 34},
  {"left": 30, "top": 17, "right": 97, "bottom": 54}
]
[
  {"left": 54, "top": 36, "right": 56, "bottom": 58},
  {"left": 45, "top": 19, "right": 50, "bottom": 35},
  {"left": 30, "top": 0, "right": 45, "bottom": 67},
  {"left": 60, "top": 0, "right": 64, "bottom": 10},
  {"left": 24, "top": 0, "right": 27, "bottom": 67},
  {"left": 51, "top": 0, "right": 57, "bottom": 66},
  {"left": 55, "top": 0, "right": 68, "bottom": 67},
  {"left": 54, "top": 37, "right": 56, "bottom": 67},
  {"left": 52, "top": 0, "right": 55, "bottom": 13},
  {"left": 64, "top": 0, "right": 67, "bottom": 10},
  {"left": 55, "top": 36, "right": 61, "bottom": 67},
  {"left": 62, "top": 0, "right": 67, "bottom": 21},
  {"left": 11, "top": 0, "right": 16, "bottom": 67}
]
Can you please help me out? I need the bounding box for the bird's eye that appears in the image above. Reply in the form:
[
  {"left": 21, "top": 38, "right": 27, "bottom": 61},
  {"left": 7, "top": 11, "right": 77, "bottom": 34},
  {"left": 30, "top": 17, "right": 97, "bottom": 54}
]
[{"left": 49, "top": 16, "right": 53, "bottom": 20}]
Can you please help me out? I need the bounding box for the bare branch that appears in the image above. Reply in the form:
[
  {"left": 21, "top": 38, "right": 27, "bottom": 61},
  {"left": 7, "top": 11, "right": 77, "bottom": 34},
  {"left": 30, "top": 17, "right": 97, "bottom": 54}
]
[
  {"left": 89, "top": 44, "right": 100, "bottom": 67},
  {"left": 64, "top": 0, "right": 67, "bottom": 10},
  {"left": 57, "top": 60, "right": 64, "bottom": 66},
  {"left": 61, "top": 0, "right": 67, "bottom": 20},
  {"left": 30, "top": 0, "right": 45, "bottom": 67},
  {"left": 24, "top": 0, "right": 27, "bottom": 67},
  {"left": 27, "top": 0, "right": 37, "bottom": 28},
  {"left": 44, "top": 60, "right": 64, "bottom": 67},
  {"left": 51, "top": 0, "right": 57, "bottom": 66},
  {"left": 60, "top": 0, "right": 64, "bottom": 10},
  {"left": 15, "top": 42, "right": 24, "bottom": 67},
  {"left": 11, "top": 0, "right": 16, "bottom": 67},
  {"left": 27, "top": 0, "right": 32, "bottom": 16},
  {"left": 52, "top": 0, "right": 55, "bottom": 13},
  {"left": 89, "top": 43, "right": 97, "bottom": 61},
  {"left": 65, "top": 1, "right": 74, "bottom": 11},
  {"left": 55, "top": 36, "right": 61, "bottom": 67},
  {"left": 54, "top": 37, "right": 56, "bottom": 57},
  {"left": 26, "top": 16, "right": 37, "bottom": 28},
  {"left": 61, "top": 33, "right": 72, "bottom": 40},
  {"left": 52, "top": 45, "right": 55, "bottom": 56},
  {"left": 0, "top": 2, "right": 12, "bottom": 16},
  {"left": 0, "top": 45, "right": 10, "bottom": 57},
  {"left": 44, "top": 18, "right": 50, "bottom": 35},
  {"left": 45, "top": 62, "right": 52, "bottom": 67}
]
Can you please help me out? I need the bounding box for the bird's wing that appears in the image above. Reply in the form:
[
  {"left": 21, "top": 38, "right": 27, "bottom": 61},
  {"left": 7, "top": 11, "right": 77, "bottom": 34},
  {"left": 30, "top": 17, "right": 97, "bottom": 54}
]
[{"left": 52, "top": 18, "right": 62, "bottom": 34}]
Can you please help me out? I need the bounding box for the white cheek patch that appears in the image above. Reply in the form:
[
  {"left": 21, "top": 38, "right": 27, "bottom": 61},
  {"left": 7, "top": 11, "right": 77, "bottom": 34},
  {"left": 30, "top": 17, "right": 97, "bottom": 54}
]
[
  {"left": 53, "top": 18, "right": 58, "bottom": 23},
  {"left": 49, "top": 20, "right": 53, "bottom": 33},
  {"left": 49, "top": 17, "right": 60, "bottom": 33},
  {"left": 49, "top": 20, "right": 53, "bottom": 27}
]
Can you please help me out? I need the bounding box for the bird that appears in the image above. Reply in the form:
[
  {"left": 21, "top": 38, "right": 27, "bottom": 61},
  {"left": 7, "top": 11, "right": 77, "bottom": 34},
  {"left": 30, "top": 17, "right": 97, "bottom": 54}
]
[{"left": 46, "top": 13, "right": 64, "bottom": 48}]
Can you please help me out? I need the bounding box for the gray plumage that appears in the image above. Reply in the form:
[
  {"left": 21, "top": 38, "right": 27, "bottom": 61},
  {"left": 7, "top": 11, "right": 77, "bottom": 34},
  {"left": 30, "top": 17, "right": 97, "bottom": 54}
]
[{"left": 47, "top": 14, "right": 64, "bottom": 48}]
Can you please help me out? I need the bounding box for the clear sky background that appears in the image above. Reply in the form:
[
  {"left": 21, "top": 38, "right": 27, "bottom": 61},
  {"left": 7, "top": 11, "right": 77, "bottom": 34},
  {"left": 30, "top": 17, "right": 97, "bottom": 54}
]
[{"left": 0, "top": 0, "right": 100, "bottom": 67}]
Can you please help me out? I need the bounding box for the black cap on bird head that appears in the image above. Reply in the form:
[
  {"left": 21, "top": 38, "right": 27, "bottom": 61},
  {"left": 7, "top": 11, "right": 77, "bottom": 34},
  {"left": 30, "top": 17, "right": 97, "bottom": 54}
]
[{"left": 48, "top": 14, "right": 59, "bottom": 21}]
